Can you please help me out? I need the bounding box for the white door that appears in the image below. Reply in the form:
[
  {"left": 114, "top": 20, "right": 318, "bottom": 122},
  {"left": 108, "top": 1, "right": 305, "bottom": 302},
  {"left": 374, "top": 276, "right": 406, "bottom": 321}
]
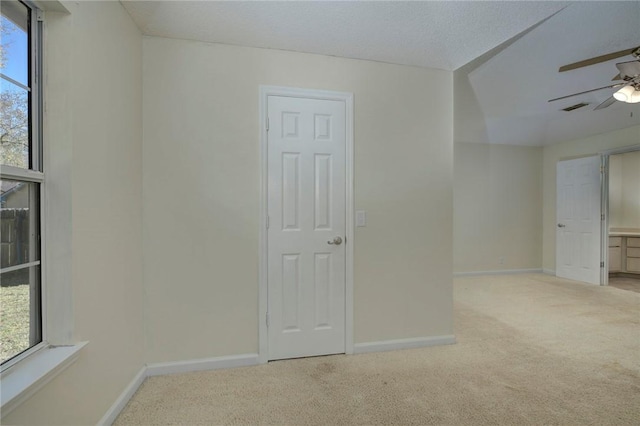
[
  {"left": 267, "top": 95, "right": 346, "bottom": 360},
  {"left": 556, "top": 156, "right": 602, "bottom": 284}
]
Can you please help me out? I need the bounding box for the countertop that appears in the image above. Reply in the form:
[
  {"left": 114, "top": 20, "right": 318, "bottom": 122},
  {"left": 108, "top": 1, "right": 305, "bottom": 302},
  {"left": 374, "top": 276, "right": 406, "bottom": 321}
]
[{"left": 609, "top": 229, "right": 640, "bottom": 237}]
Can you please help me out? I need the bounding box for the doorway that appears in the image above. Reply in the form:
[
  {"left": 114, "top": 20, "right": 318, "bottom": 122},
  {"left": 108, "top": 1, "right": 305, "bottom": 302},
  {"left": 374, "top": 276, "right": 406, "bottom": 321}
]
[
  {"left": 603, "top": 146, "right": 640, "bottom": 291},
  {"left": 258, "top": 86, "right": 354, "bottom": 362},
  {"left": 555, "top": 145, "right": 640, "bottom": 286}
]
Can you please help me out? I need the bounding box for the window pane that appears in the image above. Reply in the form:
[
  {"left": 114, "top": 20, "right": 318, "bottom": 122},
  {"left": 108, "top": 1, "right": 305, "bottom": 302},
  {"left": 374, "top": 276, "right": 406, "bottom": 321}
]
[
  {"left": 1, "top": 2, "right": 30, "bottom": 169},
  {"left": 1, "top": 180, "right": 40, "bottom": 269},
  {"left": 1, "top": 265, "right": 41, "bottom": 364},
  {"left": 1, "top": 4, "right": 29, "bottom": 86},
  {"left": 0, "top": 85, "right": 29, "bottom": 168}
]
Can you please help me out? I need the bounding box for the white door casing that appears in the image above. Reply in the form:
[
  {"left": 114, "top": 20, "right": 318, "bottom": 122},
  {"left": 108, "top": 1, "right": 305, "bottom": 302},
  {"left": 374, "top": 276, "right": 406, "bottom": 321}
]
[
  {"left": 556, "top": 156, "right": 602, "bottom": 285},
  {"left": 262, "top": 90, "right": 352, "bottom": 361}
]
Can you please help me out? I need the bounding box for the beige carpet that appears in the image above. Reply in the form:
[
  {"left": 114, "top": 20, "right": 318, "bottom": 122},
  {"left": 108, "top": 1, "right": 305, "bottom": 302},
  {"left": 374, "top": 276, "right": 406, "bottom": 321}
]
[{"left": 115, "top": 274, "right": 640, "bottom": 425}]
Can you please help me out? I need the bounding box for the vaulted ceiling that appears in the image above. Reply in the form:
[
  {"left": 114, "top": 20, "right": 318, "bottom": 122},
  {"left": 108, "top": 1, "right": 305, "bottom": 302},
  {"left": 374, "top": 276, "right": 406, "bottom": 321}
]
[{"left": 121, "top": 1, "right": 640, "bottom": 146}]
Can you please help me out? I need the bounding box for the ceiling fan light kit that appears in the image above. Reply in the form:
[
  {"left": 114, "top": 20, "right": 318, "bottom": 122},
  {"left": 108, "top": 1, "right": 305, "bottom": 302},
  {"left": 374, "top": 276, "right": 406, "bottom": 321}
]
[{"left": 613, "top": 85, "right": 636, "bottom": 102}]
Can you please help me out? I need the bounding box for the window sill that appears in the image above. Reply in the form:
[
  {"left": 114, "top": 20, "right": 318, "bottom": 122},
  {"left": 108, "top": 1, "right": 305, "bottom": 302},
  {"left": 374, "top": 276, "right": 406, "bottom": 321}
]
[{"left": 0, "top": 342, "right": 88, "bottom": 418}]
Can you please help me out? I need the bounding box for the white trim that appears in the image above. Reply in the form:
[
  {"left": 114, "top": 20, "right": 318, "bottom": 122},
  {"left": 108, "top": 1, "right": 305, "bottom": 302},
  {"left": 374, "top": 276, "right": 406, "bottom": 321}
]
[
  {"left": 258, "top": 86, "right": 355, "bottom": 362},
  {"left": 543, "top": 269, "right": 556, "bottom": 275},
  {"left": 146, "top": 353, "right": 259, "bottom": 377},
  {"left": 0, "top": 260, "right": 42, "bottom": 274},
  {"left": 599, "top": 144, "right": 640, "bottom": 156},
  {"left": 97, "top": 367, "right": 147, "bottom": 426},
  {"left": 600, "top": 154, "right": 609, "bottom": 286},
  {"left": 0, "top": 165, "right": 44, "bottom": 183},
  {"left": 32, "top": 0, "right": 69, "bottom": 14},
  {"left": 453, "top": 268, "right": 542, "bottom": 277},
  {"left": 0, "top": 72, "right": 30, "bottom": 92},
  {"left": 344, "top": 93, "right": 354, "bottom": 355},
  {"left": 0, "top": 342, "right": 87, "bottom": 418},
  {"left": 0, "top": 341, "right": 47, "bottom": 374},
  {"left": 98, "top": 354, "right": 261, "bottom": 425},
  {"left": 600, "top": 145, "right": 639, "bottom": 286},
  {"left": 258, "top": 86, "right": 269, "bottom": 364},
  {"left": 353, "top": 336, "right": 456, "bottom": 355}
]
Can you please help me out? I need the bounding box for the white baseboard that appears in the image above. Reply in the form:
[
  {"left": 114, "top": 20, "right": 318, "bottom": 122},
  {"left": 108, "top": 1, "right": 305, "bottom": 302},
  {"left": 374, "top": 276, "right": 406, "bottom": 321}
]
[
  {"left": 543, "top": 269, "right": 556, "bottom": 275},
  {"left": 146, "top": 353, "right": 259, "bottom": 377},
  {"left": 99, "top": 354, "right": 259, "bottom": 424},
  {"left": 104, "top": 338, "right": 471, "bottom": 423},
  {"left": 97, "top": 366, "right": 146, "bottom": 426},
  {"left": 453, "top": 268, "right": 542, "bottom": 277},
  {"left": 353, "top": 335, "right": 456, "bottom": 355}
]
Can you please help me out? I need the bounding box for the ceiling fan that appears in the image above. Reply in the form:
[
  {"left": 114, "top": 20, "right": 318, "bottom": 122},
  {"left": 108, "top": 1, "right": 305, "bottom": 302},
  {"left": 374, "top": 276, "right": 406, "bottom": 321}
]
[{"left": 548, "top": 46, "right": 640, "bottom": 110}]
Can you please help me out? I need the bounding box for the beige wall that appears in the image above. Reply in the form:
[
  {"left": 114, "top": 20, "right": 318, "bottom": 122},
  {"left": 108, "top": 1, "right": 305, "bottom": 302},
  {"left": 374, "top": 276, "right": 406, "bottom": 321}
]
[
  {"left": 142, "top": 36, "right": 454, "bottom": 363},
  {"left": 454, "top": 143, "right": 542, "bottom": 272},
  {"left": 620, "top": 151, "right": 640, "bottom": 228},
  {"left": 3, "top": 2, "right": 145, "bottom": 425},
  {"left": 609, "top": 154, "right": 623, "bottom": 228},
  {"left": 609, "top": 150, "right": 640, "bottom": 229},
  {"left": 542, "top": 125, "right": 640, "bottom": 272}
]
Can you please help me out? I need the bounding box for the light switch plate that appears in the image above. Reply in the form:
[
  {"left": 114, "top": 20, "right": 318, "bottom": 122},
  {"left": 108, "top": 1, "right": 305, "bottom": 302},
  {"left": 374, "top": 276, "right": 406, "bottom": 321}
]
[{"left": 356, "top": 210, "right": 366, "bottom": 227}]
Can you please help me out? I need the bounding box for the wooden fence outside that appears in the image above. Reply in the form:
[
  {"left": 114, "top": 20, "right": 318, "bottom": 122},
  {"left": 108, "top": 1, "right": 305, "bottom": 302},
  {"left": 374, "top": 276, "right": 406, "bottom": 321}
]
[{"left": 1, "top": 208, "right": 31, "bottom": 270}]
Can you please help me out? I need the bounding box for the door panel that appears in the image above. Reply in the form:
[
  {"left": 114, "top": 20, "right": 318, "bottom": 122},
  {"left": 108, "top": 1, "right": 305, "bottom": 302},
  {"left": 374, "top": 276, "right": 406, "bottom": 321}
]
[
  {"left": 556, "top": 156, "right": 601, "bottom": 284},
  {"left": 282, "top": 153, "right": 300, "bottom": 230},
  {"left": 314, "top": 252, "right": 332, "bottom": 328},
  {"left": 281, "top": 254, "right": 301, "bottom": 332},
  {"left": 268, "top": 95, "right": 346, "bottom": 360},
  {"left": 314, "top": 154, "right": 332, "bottom": 230}
]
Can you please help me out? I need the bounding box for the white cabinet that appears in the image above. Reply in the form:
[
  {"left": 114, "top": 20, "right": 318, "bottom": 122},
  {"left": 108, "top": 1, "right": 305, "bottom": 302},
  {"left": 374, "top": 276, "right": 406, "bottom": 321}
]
[
  {"left": 609, "top": 235, "right": 640, "bottom": 275},
  {"left": 609, "top": 248, "right": 622, "bottom": 272},
  {"left": 627, "top": 239, "right": 640, "bottom": 272},
  {"left": 609, "top": 237, "right": 622, "bottom": 272}
]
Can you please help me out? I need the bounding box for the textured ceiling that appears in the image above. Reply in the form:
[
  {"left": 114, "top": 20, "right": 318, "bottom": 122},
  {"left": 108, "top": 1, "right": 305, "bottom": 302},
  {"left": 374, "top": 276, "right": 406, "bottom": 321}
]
[
  {"left": 464, "top": 1, "right": 640, "bottom": 146},
  {"left": 121, "top": 0, "right": 640, "bottom": 146},
  {"left": 121, "top": 1, "right": 567, "bottom": 71}
]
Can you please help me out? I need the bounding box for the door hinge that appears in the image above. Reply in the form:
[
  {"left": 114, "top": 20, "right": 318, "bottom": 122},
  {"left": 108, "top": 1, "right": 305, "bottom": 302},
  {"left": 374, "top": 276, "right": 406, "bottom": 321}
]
[
  {"left": 266, "top": 312, "right": 270, "bottom": 327},
  {"left": 601, "top": 214, "right": 605, "bottom": 220},
  {"left": 600, "top": 261, "right": 605, "bottom": 268},
  {"left": 600, "top": 166, "right": 606, "bottom": 174},
  {"left": 266, "top": 117, "right": 270, "bottom": 132},
  {"left": 266, "top": 215, "right": 270, "bottom": 229}
]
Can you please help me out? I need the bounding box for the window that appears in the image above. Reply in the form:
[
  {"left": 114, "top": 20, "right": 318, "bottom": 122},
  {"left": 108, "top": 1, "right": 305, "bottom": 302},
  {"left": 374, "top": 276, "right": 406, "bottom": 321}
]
[{"left": 1, "top": 0, "right": 44, "bottom": 369}]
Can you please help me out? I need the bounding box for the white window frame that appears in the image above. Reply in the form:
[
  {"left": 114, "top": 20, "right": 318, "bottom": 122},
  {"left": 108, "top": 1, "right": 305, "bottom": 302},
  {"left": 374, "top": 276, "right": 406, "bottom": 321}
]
[
  {"left": 1, "top": 0, "right": 46, "bottom": 373},
  {"left": 0, "top": 1, "right": 85, "bottom": 417}
]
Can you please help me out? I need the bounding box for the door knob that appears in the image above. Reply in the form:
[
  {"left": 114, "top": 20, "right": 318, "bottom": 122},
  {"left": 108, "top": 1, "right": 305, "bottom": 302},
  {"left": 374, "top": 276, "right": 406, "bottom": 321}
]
[
  {"left": 328, "top": 236, "right": 343, "bottom": 245},
  {"left": 557, "top": 223, "right": 566, "bottom": 228}
]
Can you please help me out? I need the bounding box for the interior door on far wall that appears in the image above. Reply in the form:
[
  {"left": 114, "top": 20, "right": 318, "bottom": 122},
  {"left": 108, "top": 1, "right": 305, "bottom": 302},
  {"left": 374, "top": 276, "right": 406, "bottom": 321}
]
[
  {"left": 267, "top": 95, "right": 346, "bottom": 360},
  {"left": 556, "top": 156, "right": 602, "bottom": 285}
]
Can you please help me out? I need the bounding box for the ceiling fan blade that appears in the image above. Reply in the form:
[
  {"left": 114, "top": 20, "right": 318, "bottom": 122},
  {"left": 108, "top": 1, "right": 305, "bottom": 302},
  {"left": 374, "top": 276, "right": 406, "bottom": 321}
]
[
  {"left": 615, "top": 61, "right": 640, "bottom": 79},
  {"left": 548, "top": 82, "right": 625, "bottom": 102},
  {"left": 559, "top": 46, "right": 639, "bottom": 72},
  {"left": 594, "top": 96, "right": 617, "bottom": 110}
]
